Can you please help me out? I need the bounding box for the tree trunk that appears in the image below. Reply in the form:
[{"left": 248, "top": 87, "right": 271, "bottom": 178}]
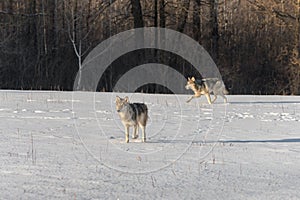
[
  {"left": 159, "top": 0, "right": 166, "bottom": 67},
  {"left": 297, "top": 0, "right": 300, "bottom": 56},
  {"left": 210, "top": 0, "right": 219, "bottom": 61},
  {"left": 130, "top": 0, "right": 144, "bottom": 28},
  {"left": 159, "top": 0, "right": 166, "bottom": 28},
  {"left": 193, "top": 0, "right": 201, "bottom": 42},
  {"left": 177, "top": 0, "right": 190, "bottom": 32}
]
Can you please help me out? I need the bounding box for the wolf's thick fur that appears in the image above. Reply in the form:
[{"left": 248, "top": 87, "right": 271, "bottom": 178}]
[
  {"left": 116, "top": 96, "right": 148, "bottom": 143},
  {"left": 185, "top": 77, "right": 228, "bottom": 104}
]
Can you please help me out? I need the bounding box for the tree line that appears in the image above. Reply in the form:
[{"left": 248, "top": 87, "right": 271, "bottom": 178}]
[{"left": 0, "top": 0, "right": 299, "bottom": 94}]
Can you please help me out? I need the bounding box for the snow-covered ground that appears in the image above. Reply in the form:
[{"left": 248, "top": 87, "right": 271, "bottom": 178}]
[{"left": 0, "top": 91, "right": 299, "bottom": 199}]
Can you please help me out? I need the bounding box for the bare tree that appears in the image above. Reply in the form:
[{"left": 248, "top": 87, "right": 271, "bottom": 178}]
[
  {"left": 177, "top": 0, "right": 190, "bottom": 32},
  {"left": 193, "top": 0, "right": 201, "bottom": 42},
  {"left": 210, "top": 0, "right": 219, "bottom": 60},
  {"left": 66, "top": 0, "right": 90, "bottom": 90},
  {"left": 130, "top": 0, "right": 144, "bottom": 28}
]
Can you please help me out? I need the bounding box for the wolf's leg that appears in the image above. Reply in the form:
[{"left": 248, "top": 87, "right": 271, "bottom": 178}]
[
  {"left": 125, "top": 126, "right": 129, "bottom": 143},
  {"left": 221, "top": 93, "right": 227, "bottom": 103},
  {"left": 140, "top": 125, "right": 146, "bottom": 142},
  {"left": 205, "top": 94, "right": 212, "bottom": 104},
  {"left": 132, "top": 125, "right": 138, "bottom": 139},
  {"left": 212, "top": 94, "right": 217, "bottom": 103},
  {"left": 186, "top": 96, "right": 194, "bottom": 103}
]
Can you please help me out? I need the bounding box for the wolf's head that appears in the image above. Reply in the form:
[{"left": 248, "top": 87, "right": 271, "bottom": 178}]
[
  {"left": 116, "top": 96, "right": 129, "bottom": 113},
  {"left": 185, "top": 77, "right": 196, "bottom": 90}
]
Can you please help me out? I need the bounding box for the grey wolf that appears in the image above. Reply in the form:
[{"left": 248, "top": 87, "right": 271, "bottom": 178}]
[
  {"left": 185, "top": 77, "right": 228, "bottom": 104},
  {"left": 116, "top": 96, "right": 148, "bottom": 143}
]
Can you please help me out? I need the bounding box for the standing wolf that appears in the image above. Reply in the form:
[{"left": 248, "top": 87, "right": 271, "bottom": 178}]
[
  {"left": 115, "top": 96, "right": 148, "bottom": 143},
  {"left": 185, "top": 77, "right": 228, "bottom": 104}
]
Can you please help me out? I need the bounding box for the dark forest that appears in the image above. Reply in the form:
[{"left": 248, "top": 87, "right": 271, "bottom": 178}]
[{"left": 0, "top": 0, "right": 299, "bottom": 94}]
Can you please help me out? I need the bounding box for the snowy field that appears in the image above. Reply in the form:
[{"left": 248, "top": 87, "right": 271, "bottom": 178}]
[{"left": 0, "top": 90, "right": 299, "bottom": 199}]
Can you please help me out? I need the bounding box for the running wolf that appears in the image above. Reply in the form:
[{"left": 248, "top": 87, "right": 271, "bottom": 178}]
[
  {"left": 185, "top": 77, "right": 228, "bottom": 104},
  {"left": 116, "top": 96, "right": 148, "bottom": 143}
]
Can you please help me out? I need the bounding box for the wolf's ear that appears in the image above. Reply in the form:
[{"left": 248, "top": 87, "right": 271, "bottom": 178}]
[
  {"left": 191, "top": 77, "right": 195, "bottom": 81},
  {"left": 124, "top": 96, "right": 129, "bottom": 102},
  {"left": 116, "top": 96, "right": 121, "bottom": 102},
  {"left": 188, "top": 77, "right": 190, "bottom": 80}
]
